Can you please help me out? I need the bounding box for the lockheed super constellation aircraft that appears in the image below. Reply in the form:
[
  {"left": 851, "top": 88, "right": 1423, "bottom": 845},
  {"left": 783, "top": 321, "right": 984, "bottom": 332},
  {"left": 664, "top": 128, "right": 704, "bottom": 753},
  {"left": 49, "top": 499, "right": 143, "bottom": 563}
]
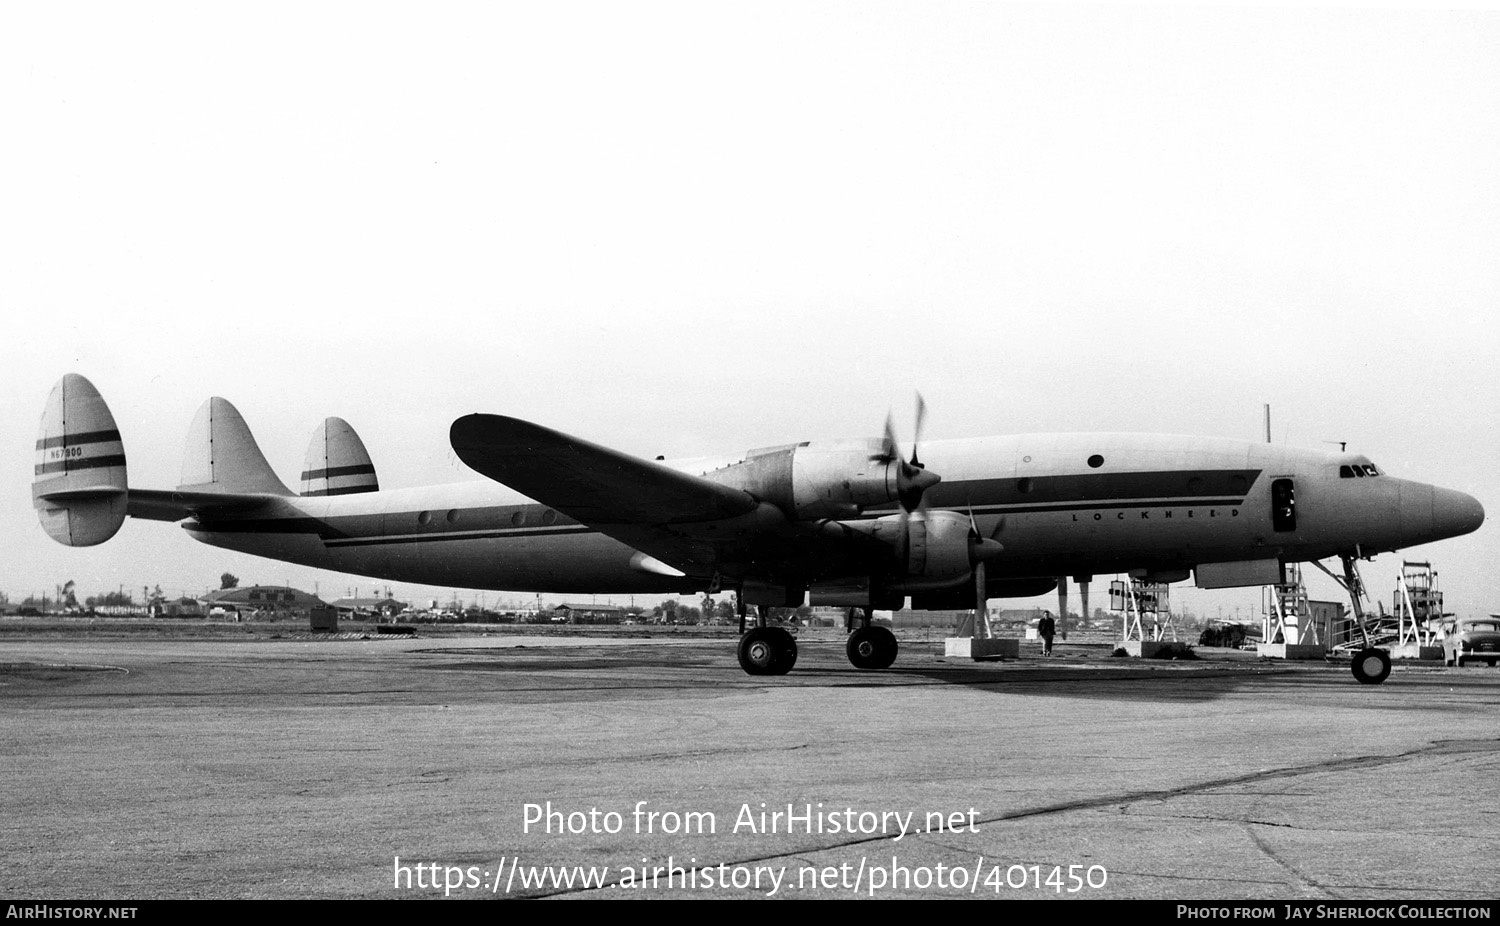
[{"left": 33, "top": 374, "right": 1483, "bottom": 684}]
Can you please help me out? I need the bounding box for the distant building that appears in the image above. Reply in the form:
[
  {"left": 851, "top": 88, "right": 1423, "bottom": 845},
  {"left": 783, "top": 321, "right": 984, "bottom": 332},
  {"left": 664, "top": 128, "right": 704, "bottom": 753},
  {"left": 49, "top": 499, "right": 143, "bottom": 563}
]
[
  {"left": 553, "top": 603, "right": 629, "bottom": 624},
  {"left": 327, "top": 596, "right": 407, "bottom": 621},
  {"left": 992, "top": 607, "right": 1049, "bottom": 627},
  {"left": 201, "top": 585, "right": 327, "bottom": 620},
  {"left": 152, "top": 596, "right": 205, "bottom": 618}
]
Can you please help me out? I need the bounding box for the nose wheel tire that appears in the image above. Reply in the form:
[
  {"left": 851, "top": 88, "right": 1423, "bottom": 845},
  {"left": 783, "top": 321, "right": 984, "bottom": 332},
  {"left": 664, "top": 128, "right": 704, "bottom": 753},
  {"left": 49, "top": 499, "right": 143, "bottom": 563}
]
[
  {"left": 847, "top": 625, "right": 898, "bottom": 670},
  {"left": 1351, "top": 647, "right": 1391, "bottom": 685},
  {"left": 738, "top": 626, "right": 797, "bottom": 676}
]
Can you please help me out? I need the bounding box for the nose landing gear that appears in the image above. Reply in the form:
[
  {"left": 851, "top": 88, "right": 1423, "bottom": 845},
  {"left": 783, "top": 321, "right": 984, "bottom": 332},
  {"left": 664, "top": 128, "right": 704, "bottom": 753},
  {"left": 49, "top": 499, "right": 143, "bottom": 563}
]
[{"left": 1350, "top": 647, "right": 1392, "bottom": 685}]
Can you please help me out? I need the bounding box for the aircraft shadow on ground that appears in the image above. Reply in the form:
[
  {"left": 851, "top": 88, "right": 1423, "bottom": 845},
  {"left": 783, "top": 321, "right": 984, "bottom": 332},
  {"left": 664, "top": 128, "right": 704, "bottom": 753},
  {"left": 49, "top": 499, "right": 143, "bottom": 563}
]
[{"left": 411, "top": 642, "right": 1307, "bottom": 705}]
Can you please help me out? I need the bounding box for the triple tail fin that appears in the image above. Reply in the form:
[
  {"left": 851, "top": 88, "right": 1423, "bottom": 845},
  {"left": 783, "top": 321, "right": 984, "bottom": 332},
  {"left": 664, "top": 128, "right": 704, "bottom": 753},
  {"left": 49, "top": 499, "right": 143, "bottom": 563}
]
[
  {"left": 178, "top": 397, "right": 293, "bottom": 496},
  {"left": 33, "top": 373, "right": 129, "bottom": 546},
  {"left": 300, "top": 417, "right": 379, "bottom": 496}
]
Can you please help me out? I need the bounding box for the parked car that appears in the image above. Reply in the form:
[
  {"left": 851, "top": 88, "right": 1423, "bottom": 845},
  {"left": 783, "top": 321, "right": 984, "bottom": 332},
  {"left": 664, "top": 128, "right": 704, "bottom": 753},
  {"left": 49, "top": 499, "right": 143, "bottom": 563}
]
[{"left": 1443, "top": 617, "right": 1500, "bottom": 667}]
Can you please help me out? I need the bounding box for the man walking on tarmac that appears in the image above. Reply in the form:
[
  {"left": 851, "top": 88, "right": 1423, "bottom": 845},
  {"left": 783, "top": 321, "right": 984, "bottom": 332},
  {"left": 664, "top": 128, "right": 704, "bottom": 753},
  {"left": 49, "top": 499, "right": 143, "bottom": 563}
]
[{"left": 1038, "top": 611, "right": 1056, "bottom": 656}]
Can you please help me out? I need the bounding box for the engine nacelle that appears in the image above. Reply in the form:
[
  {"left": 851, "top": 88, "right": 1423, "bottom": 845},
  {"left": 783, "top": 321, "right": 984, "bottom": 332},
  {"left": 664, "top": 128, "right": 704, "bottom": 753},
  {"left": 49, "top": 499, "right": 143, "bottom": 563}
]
[
  {"left": 894, "top": 509, "right": 976, "bottom": 590},
  {"left": 843, "top": 509, "right": 983, "bottom": 592},
  {"left": 790, "top": 438, "right": 898, "bottom": 519},
  {"left": 702, "top": 438, "right": 897, "bottom": 520}
]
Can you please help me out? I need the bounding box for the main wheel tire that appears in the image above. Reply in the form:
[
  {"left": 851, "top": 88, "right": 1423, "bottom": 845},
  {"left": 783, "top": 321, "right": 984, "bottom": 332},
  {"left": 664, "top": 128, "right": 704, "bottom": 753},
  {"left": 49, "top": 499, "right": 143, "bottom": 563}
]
[
  {"left": 1351, "top": 647, "right": 1392, "bottom": 685},
  {"left": 847, "top": 625, "right": 898, "bottom": 670},
  {"left": 738, "top": 626, "right": 797, "bottom": 676},
  {"left": 767, "top": 626, "right": 797, "bottom": 675}
]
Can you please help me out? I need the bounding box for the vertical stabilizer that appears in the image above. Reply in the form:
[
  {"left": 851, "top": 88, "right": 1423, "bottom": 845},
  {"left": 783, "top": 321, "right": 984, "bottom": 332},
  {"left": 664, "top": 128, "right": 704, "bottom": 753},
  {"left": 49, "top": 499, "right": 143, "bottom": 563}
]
[
  {"left": 300, "top": 417, "right": 379, "bottom": 496},
  {"left": 178, "top": 397, "right": 293, "bottom": 495},
  {"left": 32, "top": 373, "right": 129, "bottom": 546}
]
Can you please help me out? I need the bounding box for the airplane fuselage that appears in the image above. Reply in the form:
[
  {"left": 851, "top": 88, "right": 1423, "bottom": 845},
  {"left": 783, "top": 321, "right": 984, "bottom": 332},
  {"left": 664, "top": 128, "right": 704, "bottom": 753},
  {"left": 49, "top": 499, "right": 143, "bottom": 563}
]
[{"left": 182, "top": 432, "right": 1482, "bottom": 601}]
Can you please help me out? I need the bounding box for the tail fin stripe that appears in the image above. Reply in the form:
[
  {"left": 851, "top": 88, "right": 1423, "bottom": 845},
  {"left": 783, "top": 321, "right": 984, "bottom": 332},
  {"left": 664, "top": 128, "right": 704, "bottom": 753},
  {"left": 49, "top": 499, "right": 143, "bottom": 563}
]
[
  {"left": 302, "top": 485, "right": 379, "bottom": 497},
  {"left": 35, "top": 454, "right": 128, "bottom": 477},
  {"left": 36, "top": 429, "right": 122, "bottom": 451},
  {"left": 301, "top": 464, "right": 377, "bottom": 480}
]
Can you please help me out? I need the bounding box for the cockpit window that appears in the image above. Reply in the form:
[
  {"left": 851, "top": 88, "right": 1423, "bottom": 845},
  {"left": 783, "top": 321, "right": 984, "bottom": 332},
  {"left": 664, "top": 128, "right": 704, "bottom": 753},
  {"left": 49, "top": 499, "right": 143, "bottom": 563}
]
[{"left": 1339, "top": 463, "right": 1382, "bottom": 478}]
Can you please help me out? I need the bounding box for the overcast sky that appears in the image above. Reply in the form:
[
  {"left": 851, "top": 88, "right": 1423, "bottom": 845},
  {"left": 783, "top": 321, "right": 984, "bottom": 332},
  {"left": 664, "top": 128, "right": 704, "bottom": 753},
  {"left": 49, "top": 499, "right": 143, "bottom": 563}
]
[{"left": 3, "top": 3, "right": 1497, "bottom": 618}]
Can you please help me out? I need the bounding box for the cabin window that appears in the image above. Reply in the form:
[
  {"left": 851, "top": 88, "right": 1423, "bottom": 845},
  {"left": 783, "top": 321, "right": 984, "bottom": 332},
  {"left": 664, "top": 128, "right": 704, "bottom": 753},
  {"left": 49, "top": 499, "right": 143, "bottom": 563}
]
[
  {"left": 1271, "top": 479, "right": 1297, "bottom": 532},
  {"left": 1087, "top": 454, "right": 1104, "bottom": 468}
]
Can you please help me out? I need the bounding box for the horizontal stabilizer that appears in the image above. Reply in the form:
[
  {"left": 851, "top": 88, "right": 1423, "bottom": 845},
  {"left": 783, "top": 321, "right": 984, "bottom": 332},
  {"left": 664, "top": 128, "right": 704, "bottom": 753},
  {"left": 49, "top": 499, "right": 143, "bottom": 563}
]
[
  {"left": 126, "top": 488, "right": 272, "bottom": 522},
  {"left": 301, "top": 417, "right": 378, "bottom": 496},
  {"left": 178, "top": 397, "right": 293, "bottom": 496},
  {"left": 33, "top": 374, "right": 128, "bottom": 546}
]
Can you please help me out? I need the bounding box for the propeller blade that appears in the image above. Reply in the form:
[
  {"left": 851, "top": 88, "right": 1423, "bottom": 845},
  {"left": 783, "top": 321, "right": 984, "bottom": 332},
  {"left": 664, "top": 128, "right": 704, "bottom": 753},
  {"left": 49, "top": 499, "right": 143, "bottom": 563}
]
[
  {"left": 974, "top": 558, "right": 987, "bottom": 630},
  {"left": 910, "top": 392, "right": 926, "bottom": 468},
  {"left": 872, "top": 393, "right": 941, "bottom": 514}
]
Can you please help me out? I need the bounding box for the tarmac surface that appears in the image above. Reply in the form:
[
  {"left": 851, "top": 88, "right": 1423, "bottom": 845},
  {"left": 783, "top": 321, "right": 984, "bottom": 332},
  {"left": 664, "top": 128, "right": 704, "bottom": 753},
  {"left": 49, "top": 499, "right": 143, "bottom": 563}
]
[{"left": 2, "top": 622, "right": 1497, "bottom": 901}]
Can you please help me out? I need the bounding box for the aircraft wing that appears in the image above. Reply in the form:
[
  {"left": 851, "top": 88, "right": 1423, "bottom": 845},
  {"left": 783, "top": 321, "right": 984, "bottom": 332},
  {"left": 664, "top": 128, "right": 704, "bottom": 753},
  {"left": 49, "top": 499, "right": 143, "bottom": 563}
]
[
  {"left": 451, "top": 415, "right": 760, "bottom": 523},
  {"left": 450, "top": 414, "right": 860, "bottom": 576}
]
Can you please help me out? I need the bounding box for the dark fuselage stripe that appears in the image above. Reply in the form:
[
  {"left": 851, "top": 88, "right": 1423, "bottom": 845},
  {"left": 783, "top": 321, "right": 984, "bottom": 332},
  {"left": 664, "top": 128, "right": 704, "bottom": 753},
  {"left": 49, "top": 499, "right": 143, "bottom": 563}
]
[
  {"left": 322, "top": 526, "right": 590, "bottom": 546},
  {"left": 925, "top": 469, "right": 1260, "bottom": 509},
  {"left": 964, "top": 497, "right": 1245, "bottom": 515},
  {"left": 189, "top": 516, "right": 589, "bottom": 544}
]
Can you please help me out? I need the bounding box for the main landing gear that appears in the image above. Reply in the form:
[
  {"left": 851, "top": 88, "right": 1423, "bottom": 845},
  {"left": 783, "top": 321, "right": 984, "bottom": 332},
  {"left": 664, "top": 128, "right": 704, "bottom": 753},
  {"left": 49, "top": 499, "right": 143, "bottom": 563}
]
[
  {"left": 735, "top": 602, "right": 797, "bottom": 676},
  {"left": 732, "top": 603, "right": 901, "bottom": 675},
  {"left": 738, "top": 625, "right": 798, "bottom": 676},
  {"left": 845, "top": 607, "right": 898, "bottom": 670}
]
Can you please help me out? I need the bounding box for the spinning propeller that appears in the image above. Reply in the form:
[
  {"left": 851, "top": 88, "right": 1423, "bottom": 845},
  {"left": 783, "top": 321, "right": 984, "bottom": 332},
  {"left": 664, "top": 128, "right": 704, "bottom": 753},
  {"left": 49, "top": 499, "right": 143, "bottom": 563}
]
[
  {"left": 872, "top": 393, "right": 941, "bottom": 514},
  {"left": 870, "top": 396, "right": 1001, "bottom": 611}
]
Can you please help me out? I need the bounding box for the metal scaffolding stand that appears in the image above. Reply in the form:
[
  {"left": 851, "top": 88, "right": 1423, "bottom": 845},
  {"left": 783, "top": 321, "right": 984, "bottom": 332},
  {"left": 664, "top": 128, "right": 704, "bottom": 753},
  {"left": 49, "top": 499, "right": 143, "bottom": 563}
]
[
  {"left": 1390, "top": 561, "right": 1445, "bottom": 660},
  {"left": 1256, "top": 563, "right": 1327, "bottom": 660},
  {"left": 1112, "top": 577, "right": 1175, "bottom": 657}
]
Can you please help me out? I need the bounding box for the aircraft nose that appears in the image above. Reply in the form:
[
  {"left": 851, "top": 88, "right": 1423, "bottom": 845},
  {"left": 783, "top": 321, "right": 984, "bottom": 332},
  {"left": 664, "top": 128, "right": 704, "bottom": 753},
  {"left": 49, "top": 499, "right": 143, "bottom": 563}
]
[{"left": 1432, "top": 486, "right": 1485, "bottom": 539}]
